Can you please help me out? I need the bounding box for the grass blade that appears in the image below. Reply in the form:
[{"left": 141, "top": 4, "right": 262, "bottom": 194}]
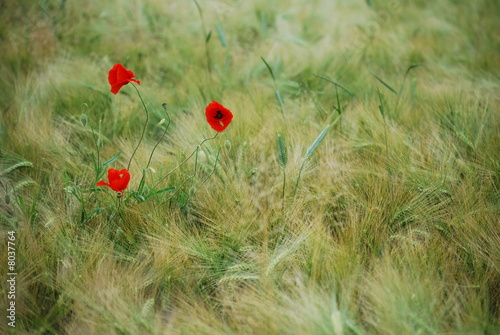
[
  {"left": 261, "top": 56, "right": 276, "bottom": 84},
  {"left": 306, "top": 125, "right": 330, "bottom": 158},
  {"left": 215, "top": 23, "right": 227, "bottom": 47},
  {"left": 102, "top": 153, "right": 121, "bottom": 168},
  {"left": 313, "top": 73, "right": 355, "bottom": 96},
  {"left": 275, "top": 90, "right": 286, "bottom": 115},
  {"left": 377, "top": 87, "right": 386, "bottom": 118},
  {"left": 400, "top": 63, "right": 423, "bottom": 94},
  {"left": 149, "top": 186, "right": 176, "bottom": 198},
  {"left": 370, "top": 71, "right": 398, "bottom": 96},
  {"left": 404, "top": 63, "right": 424, "bottom": 78}
]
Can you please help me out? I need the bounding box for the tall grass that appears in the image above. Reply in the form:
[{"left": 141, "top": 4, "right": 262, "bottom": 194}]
[{"left": 0, "top": 0, "right": 499, "bottom": 334}]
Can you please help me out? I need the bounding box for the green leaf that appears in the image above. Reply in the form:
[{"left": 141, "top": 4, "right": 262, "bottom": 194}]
[
  {"left": 313, "top": 73, "right": 355, "bottom": 96},
  {"left": 277, "top": 133, "right": 287, "bottom": 170},
  {"left": 400, "top": 64, "right": 423, "bottom": 95},
  {"left": 306, "top": 125, "right": 330, "bottom": 158},
  {"left": 377, "top": 88, "right": 386, "bottom": 118},
  {"left": 261, "top": 56, "right": 276, "bottom": 83},
  {"left": 275, "top": 90, "right": 286, "bottom": 115},
  {"left": 404, "top": 63, "right": 423, "bottom": 78},
  {"left": 85, "top": 207, "right": 105, "bottom": 222},
  {"left": 205, "top": 30, "right": 212, "bottom": 43},
  {"left": 370, "top": 71, "right": 398, "bottom": 95},
  {"left": 215, "top": 23, "right": 227, "bottom": 47},
  {"left": 148, "top": 187, "right": 176, "bottom": 198},
  {"left": 102, "top": 153, "right": 121, "bottom": 168}
]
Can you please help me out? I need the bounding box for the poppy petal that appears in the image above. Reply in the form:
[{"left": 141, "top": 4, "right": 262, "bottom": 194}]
[
  {"left": 205, "top": 100, "right": 233, "bottom": 132},
  {"left": 110, "top": 172, "right": 130, "bottom": 191},
  {"left": 108, "top": 64, "right": 140, "bottom": 94},
  {"left": 107, "top": 168, "right": 120, "bottom": 181},
  {"left": 110, "top": 83, "right": 126, "bottom": 95},
  {"left": 108, "top": 64, "right": 122, "bottom": 86}
]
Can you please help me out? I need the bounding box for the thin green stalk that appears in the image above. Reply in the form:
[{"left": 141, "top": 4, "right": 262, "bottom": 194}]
[
  {"left": 146, "top": 106, "right": 171, "bottom": 169},
  {"left": 185, "top": 135, "right": 224, "bottom": 203},
  {"left": 293, "top": 159, "right": 307, "bottom": 199},
  {"left": 152, "top": 133, "right": 219, "bottom": 190},
  {"left": 292, "top": 124, "right": 331, "bottom": 199},
  {"left": 261, "top": 56, "right": 286, "bottom": 117},
  {"left": 90, "top": 123, "right": 101, "bottom": 180},
  {"left": 137, "top": 104, "right": 171, "bottom": 193},
  {"left": 166, "top": 145, "right": 202, "bottom": 202},
  {"left": 164, "top": 135, "right": 223, "bottom": 205},
  {"left": 281, "top": 170, "right": 286, "bottom": 212},
  {"left": 193, "top": 0, "right": 211, "bottom": 75},
  {"left": 335, "top": 85, "right": 342, "bottom": 133},
  {"left": 128, "top": 83, "right": 149, "bottom": 171},
  {"left": 377, "top": 88, "right": 392, "bottom": 193}
]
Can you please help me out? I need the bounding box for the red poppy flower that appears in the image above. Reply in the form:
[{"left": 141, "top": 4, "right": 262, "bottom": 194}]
[
  {"left": 108, "top": 64, "right": 140, "bottom": 95},
  {"left": 96, "top": 168, "right": 131, "bottom": 192},
  {"left": 205, "top": 100, "right": 233, "bottom": 132}
]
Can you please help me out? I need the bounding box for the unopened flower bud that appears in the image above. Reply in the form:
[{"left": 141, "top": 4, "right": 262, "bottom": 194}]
[
  {"left": 157, "top": 118, "right": 166, "bottom": 126},
  {"left": 97, "top": 137, "right": 103, "bottom": 148},
  {"left": 80, "top": 114, "right": 88, "bottom": 127},
  {"left": 162, "top": 103, "right": 168, "bottom": 110},
  {"left": 5, "top": 194, "right": 10, "bottom": 205}
]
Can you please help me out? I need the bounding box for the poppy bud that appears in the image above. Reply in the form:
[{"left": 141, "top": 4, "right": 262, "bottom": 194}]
[
  {"left": 198, "top": 149, "right": 207, "bottom": 163},
  {"left": 80, "top": 114, "right": 88, "bottom": 127},
  {"left": 162, "top": 103, "right": 168, "bottom": 110},
  {"left": 157, "top": 118, "right": 166, "bottom": 126},
  {"left": 189, "top": 187, "right": 195, "bottom": 196},
  {"left": 224, "top": 139, "right": 232, "bottom": 152},
  {"left": 5, "top": 194, "right": 10, "bottom": 205},
  {"left": 97, "top": 137, "right": 103, "bottom": 148},
  {"left": 149, "top": 167, "right": 156, "bottom": 173}
]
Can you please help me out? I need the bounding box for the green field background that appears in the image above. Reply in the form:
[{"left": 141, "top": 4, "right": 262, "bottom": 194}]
[{"left": 0, "top": 0, "right": 499, "bottom": 334}]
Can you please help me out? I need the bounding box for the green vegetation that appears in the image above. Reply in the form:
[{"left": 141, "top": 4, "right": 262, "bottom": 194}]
[{"left": 0, "top": 0, "right": 499, "bottom": 333}]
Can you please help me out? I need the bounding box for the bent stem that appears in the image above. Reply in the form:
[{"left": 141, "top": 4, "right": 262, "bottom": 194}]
[{"left": 128, "top": 83, "right": 149, "bottom": 171}]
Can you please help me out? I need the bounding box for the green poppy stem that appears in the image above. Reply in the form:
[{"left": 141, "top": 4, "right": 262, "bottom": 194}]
[
  {"left": 137, "top": 104, "right": 171, "bottom": 193},
  {"left": 127, "top": 83, "right": 149, "bottom": 171}
]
